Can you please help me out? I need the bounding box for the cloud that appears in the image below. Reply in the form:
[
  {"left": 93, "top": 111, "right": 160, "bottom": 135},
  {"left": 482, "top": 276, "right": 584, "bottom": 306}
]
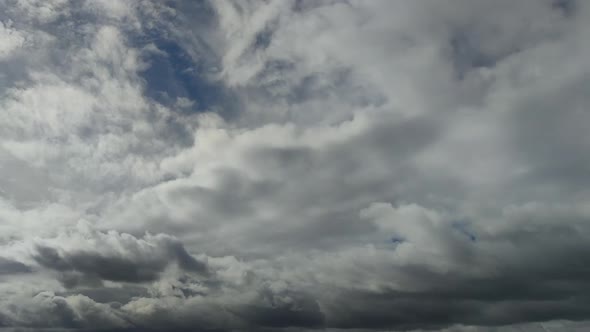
[
  {"left": 3, "top": 292, "right": 129, "bottom": 329},
  {"left": 1, "top": 0, "right": 590, "bottom": 330},
  {"left": 0, "top": 257, "right": 32, "bottom": 275},
  {"left": 30, "top": 223, "right": 208, "bottom": 285},
  {"left": 0, "top": 21, "right": 25, "bottom": 60}
]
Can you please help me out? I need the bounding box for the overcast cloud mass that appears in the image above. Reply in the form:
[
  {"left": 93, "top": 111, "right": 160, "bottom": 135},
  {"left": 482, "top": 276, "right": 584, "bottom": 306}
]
[{"left": 1, "top": 0, "right": 590, "bottom": 331}]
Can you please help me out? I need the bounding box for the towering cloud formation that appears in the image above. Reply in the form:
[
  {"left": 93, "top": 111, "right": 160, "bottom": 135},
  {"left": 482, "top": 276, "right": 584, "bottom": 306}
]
[{"left": 0, "top": 0, "right": 589, "bottom": 331}]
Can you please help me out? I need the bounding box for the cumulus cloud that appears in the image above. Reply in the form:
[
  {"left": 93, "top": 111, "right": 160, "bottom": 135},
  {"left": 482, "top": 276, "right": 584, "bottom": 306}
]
[
  {"left": 0, "top": 0, "right": 590, "bottom": 331},
  {"left": 0, "top": 21, "right": 25, "bottom": 59},
  {"left": 30, "top": 223, "right": 208, "bottom": 286}
]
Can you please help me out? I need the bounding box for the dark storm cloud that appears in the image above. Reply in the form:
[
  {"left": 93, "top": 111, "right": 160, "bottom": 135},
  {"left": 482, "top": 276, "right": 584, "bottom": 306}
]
[
  {"left": 0, "top": 257, "right": 32, "bottom": 275},
  {"left": 58, "top": 286, "right": 148, "bottom": 304},
  {"left": 31, "top": 229, "right": 207, "bottom": 285},
  {"left": 306, "top": 205, "right": 590, "bottom": 329},
  {"left": 232, "top": 286, "right": 325, "bottom": 328},
  {"left": 33, "top": 244, "right": 168, "bottom": 283}
]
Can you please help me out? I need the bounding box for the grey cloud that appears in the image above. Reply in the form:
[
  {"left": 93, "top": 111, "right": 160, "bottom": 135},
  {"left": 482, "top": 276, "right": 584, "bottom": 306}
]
[
  {"left": 0, "top": 257, "right": 31, "bottom": 275},
  {"left": 58, "top": 286, "right": 148, "bottom": 305},
  {"left": 31, "top": 226, "right": 208, "bottom": 285},
  {"left": 1, "top": 0, "right": 590, "bottom": 331},
  {"left": 33, "top": 245, "right": 167, "bottom": 283}
]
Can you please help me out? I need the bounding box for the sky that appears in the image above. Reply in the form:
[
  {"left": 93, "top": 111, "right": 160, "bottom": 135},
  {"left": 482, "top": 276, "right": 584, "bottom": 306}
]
[{"left": 0, "top": 0, "right": 589, "bottom": 331}]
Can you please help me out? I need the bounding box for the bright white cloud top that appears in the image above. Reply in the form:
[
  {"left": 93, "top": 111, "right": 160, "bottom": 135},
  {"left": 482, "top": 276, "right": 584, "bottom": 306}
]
[{"left": 0, "top": 1, "right": 589, "bottom": 331}]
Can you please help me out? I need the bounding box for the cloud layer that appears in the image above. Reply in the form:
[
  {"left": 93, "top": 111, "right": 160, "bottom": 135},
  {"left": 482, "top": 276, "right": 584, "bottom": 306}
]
[{"left": 1, "top": 0, "right": 590, "bottom": 331}]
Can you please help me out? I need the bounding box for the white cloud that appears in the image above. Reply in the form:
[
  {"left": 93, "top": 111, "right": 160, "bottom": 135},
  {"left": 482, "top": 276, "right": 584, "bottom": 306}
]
[
  {"left": 0, "top": 21, "right": 25, "bottom": 59},
  {"left": 1, "top": 0, "right": 590, "bottom": 330}
]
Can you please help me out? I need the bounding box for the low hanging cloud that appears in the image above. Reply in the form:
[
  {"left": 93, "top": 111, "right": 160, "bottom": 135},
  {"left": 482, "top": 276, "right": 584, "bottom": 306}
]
[
  {"left": 1, "top": 0, "right": 590, "bottom": 331},
  {"left": 30, "top": 224, "right": 208, "bottom": 286}
]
